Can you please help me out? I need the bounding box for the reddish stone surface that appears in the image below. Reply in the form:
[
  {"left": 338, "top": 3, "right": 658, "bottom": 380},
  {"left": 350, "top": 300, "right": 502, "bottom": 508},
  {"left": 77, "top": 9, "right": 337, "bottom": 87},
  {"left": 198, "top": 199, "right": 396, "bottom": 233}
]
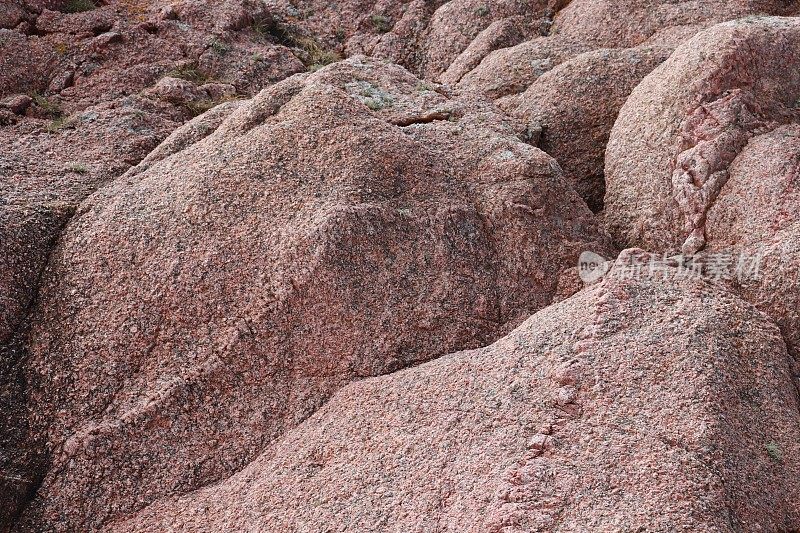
[
  {"left": 509, "top": 46, "right": 671, "bottom": 211},
  {"left": 0, "top": 96, "right": 182, "bottom": 526},
  {"left": 437, "top": 14, "right": 529, "bottom": 86},
  {"left": 14, "top": 57, "right": 610, "bottom": 531},
  {"left": 604, "top": 15, "right": 800, "bottom": 376},
  {"left": 703, "top": 125, "right": 800, "bottom": 359},
  {"left": 456, "top": 35, "right": 590, "bottom": 100},
  {"left": 0, "top": 97, "right": 181, "bottom": 344},
  {"left": 605, "top": 17, "right": 800, "bottom": 254},
  {"left": 257, "top": 0, "right": 564, "bottom": 80},
  {"left": 0, "top": 2, "right": 304, "bottom": 114},
  {"left": 408, "top": 0, "right": 548, "bottom": 80},
  {"left": 0, "top": 0, "right": 309, "bottom": 356},
  {"left": 451, "top": 0, "right": 798, "bottom": 103},
  {"left": 113, "top": 251, "right": 800, "bottom": 532},
  {"left": 552, "top": 0, "right": 800, "bottom": 49},
  {"left": 0, "top": 2, "right": 316, "bottom": 527},
  {"left": 3, "top": 2, "right": 800, "bottom": 531}
]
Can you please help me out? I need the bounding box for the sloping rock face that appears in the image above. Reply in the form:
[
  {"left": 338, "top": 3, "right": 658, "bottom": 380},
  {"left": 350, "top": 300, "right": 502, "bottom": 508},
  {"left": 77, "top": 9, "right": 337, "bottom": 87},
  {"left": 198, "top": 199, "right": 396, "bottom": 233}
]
[
  {"left": 432, "top": 5, "right": 800, "bottom": 212},
  {"left": 604, "top": 17, "right": 800, "bottom": 358},
  {"left": 0, "top": 0, "right": 309, "bottom": 411},
  {"left": 551, "top": 0, "right": 800, "bottom": 49},
  {"left": 454, "top": 41, "right": 671, "bottom": 216},
  {"left": 508, "top": 46, "right": 671, "bottom": 212},
  {"left": 702, "top": 125, "right": 800, "bottom": 360},
  {"left": 14, "top": 57, "right": 610, "bottom": 531},
  {"left": 114, "top": 250, "right": 800, "bottom": 532},
  {"left": 0, "top": 96, "right": 184, "bottom": 526},
  {"left": 0, "top": 98, "right": 181, "bottom": 344},
  {"left": 443, "top": 0, "right": 798, "bottom": 102},
  {"left": 4, "top": 1, "right": 800, "bottom": 531},
  {"left": 1, "top": 4, "right": 311, "bottom": 520},
  {"left": 454, "top": 35, "right": 590, "bottom": 100}
]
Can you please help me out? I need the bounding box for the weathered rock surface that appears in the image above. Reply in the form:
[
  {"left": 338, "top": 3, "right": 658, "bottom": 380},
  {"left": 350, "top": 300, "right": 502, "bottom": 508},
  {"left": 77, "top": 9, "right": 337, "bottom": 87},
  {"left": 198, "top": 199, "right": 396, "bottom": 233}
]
[
  {"left": 0, "top": 95, "right": 182, "bottom": 527},
  {"left": 604, "top": 17, "right": 800, "bottom": 359},
  {"left": 4, "top": 1, "right": 800, "bottom": 531},
  {"left": 450, "top": 0, "right": 799, "bottom": 103},
  {"left": 0, "top": 1, "right": 304, "bottom": 113},
  {"left": 0, "top": 96, "right": 180, "bottom": 345},
  {"left": 0, "top": 0, "right": 311, "bottom": 352},
  {"left": 0, "top": 28, "right": 60, "bottom": 98},
  {"left": 437, "top": 14, "right": 529, "bottom": 86},
  {"left": 114, "top": 250, "right": 800, "bottom": 532},
  {"left": 406, "top": 0, "right": 546, "bottom": 80},
  {"left": 455, "top": 35, "right": 590, "bottom": 100},
  {"left": 605, "top": 17, "right": 800, "bottom": 254},
  {"left": 509, "top": 46, "right": 671, "bottom": 211},
  {"left": 552, "top": 0, "right": 800, "bottom": 49},
  {"left": 262, "top": 0, "right": 562, "bottom": 80},
  {"left": 13, "top": 57, "right": 610, "bottom": 531},
  {"left": 0, "top": 2, "right": 323, "bottom": 527},
  {"left": 702, "top": 125, "right": 800, "bottom": 359}
]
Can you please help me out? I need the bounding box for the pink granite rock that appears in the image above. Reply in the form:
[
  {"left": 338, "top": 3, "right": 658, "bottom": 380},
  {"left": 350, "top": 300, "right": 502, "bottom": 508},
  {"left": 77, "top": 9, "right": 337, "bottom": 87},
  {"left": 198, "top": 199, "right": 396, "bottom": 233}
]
[
  {"left": 455, "top": 34, "right": 590, "bottom": 100},
  {"left": 552, "top": 0, "right": 800, "bottom": 49},
  {"left": 604, "top": 16, "right": 800, "bottom": 362},
  {"left": 4, "top": 3, "right": 800, "bottom": 532},
  {"left": 702, "top": 125, "right": 800, "bottom": 359},
  {"left": 0, "top": 1, "right": 305, "bottom": 114},
  {"left": 0, "top": 96, "right": 180, "bottom": 344},
  {"left": 412, "top": 0, "right": 549, "bottom": 80},
  {"left": 453, "top": 0, "right": 799, "bottom": 102},
  {"left": 605, "top": 17, "right": 800, "bottom": 254},
  {"left": 0, "top": 1, "right": 29, "bottom": 29},
  {"left": 510, "top": 46, "right": 671, "bottom": 211},
  {"left": 0, "top": 28, "right": 61, "bottom": 97},
  {"left": 0, "top": 95, "right": 181, "bottom": 528},
  {"left": 113, "top": 250, "right": 800, "bottom": 532},
  {"left": 1, "top": 94, "right": 32, "bottom": 115},
  {"left": 437, "top": 14, "right": 529, "bottom": 86},
  {"left": 259, "top": 0, "right": 560, "bottom": 80},
  {"left": 14, "top": 57, "right": 610, "bottom": 531},
  {"left": 0, "top": 10, "right": 310, "bottom": 504},
  {"left": 0, "top": 0, "right": 308, "bottom": 417}
]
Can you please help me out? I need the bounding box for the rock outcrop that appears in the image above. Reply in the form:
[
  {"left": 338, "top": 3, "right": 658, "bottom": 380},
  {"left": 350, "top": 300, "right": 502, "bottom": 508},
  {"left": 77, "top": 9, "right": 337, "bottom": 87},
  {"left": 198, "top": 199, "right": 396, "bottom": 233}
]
[
  {"left": 1, "top": 5, "right": 313, "bottom": 520},
  {"left": 702, "top": 125, "right": 800, "bottom": 359},
  {"left": 0, "top": 1, "right": 305, "bottom": 114},
  {"left": 455, "top": 35, "right": 590, "bottom": 100},
  {"left": 0, "top": 97, "right": 181, "bottom": 343},
  {"left": 604, "top": 17, "right": 800, "bottom": 358},
  {"left": 605, "top": 17, "right": 800, "bottom": 254},
  {"left": 0, "top": 0, "right": 311, "bottom": 357},
  {"left": 114, "top": 251, "right": 800, "bottom": 532},
  {"left": 4, "top": 2, "right": 800, "bottom": 532},
  {"left": 509, "top": 46, "right": 671, "bottom": 211},
  {"left": 552, "top": 0, "right": 800, "bottom": 49},
  {"left": 259, "top": 0, "right": 569, "bottom": 81},
  {"left": 13, "top": 57, "right": 610, "bottom": 531}
]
